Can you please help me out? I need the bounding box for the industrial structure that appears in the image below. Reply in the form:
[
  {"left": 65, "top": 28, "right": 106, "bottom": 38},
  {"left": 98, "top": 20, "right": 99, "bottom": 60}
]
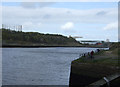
[
  {"left": 2, "top": 24, "right": 22, "bottom": 32},
  {"left": 80, "top": 40, "right": 103, "bottom": 45},
  {"left": 69, "top": 35, "right": 83, "bottom": 39}
]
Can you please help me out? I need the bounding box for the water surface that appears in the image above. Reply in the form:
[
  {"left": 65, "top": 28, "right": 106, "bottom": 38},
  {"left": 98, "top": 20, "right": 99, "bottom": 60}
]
[{"left": 2, "top": 47, "right": 99, "bottom": 85}]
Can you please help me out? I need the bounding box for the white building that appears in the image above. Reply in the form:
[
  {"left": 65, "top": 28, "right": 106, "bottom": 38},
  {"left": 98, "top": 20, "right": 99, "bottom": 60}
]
[{"left": 80, "top": 40, "right": 102, "bottom": 45}]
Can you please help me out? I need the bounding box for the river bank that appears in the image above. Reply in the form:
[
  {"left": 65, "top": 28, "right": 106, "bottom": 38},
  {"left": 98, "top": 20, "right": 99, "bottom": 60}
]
[
  {"left": 2, "top": 44, "right": 107, "bottom": 48},
  {"left": 69, "top": 43, "right": 120, "bottom": 86}
]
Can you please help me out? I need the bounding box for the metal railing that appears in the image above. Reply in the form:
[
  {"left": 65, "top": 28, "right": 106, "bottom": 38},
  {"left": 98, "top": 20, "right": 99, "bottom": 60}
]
[{"left": 86, "top": 73, "right": 120, "bottom": 87}]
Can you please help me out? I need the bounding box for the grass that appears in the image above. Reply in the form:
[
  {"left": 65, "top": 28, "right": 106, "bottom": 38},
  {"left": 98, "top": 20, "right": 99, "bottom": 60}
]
[
  {"left": 72, "top": 48, "right": 119, "bottom": 67},
  {"left": 70, "top": 43, "right": 120, "bottom": 81},
  {"left": 73, "top": 58, "right": 119, "bottom": 67}
]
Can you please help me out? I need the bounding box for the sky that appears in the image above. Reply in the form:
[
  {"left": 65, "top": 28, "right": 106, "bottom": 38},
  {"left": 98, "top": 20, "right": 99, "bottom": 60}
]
[{"left": 1, "top": 2, "right": 118, "bottom": 42}]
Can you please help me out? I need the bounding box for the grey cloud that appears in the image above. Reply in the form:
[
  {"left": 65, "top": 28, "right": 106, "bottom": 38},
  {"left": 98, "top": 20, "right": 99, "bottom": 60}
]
[
  {"left": 20, "top": 2, "right": 55, "bottom": 8},
  {"left": 20, "top": 2, "right": 37, "bottom": 8},
  {"left": 67, "top": 11, "right": 71, "bottom": 14},
  {"left": 38, "top": 2, "right": 55, "bottom": 8},
  {"left": 2, "top": 6, "right": 117, "bottom": 25},
  {"left": 96, "top": 11, "right": 107, "bottom": 16},
  {"left": 43, "top": 14, "right": 51, "bottom": 19}
]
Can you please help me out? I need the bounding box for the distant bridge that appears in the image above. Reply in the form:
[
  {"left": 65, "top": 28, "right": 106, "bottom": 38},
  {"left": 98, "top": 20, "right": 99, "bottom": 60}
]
[
  {"left": 72, "top": 36, "right": 83, "bottom": 39},
  {"left": 69, "top": 35, "right": 83, "bottom": 39}
]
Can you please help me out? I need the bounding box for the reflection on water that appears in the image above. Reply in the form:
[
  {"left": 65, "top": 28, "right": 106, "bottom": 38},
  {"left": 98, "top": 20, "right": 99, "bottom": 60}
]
[{"left": 2, "top": 47, "right": 98, "bottom": 85}]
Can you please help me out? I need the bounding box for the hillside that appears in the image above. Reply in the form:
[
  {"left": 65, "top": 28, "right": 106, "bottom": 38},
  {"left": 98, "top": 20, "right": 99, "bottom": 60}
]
[{"left": 1, "top": 29, "right": 81, "bottom": 47}]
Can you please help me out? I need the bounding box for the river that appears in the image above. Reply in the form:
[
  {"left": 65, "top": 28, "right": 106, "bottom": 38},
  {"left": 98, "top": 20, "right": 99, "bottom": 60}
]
[{"left": 2, "top": 47, "right": 100, "bottom": 85}]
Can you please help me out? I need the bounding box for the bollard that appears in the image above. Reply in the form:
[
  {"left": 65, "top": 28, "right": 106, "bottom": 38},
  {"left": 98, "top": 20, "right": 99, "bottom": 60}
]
[{"left": 103, "top": 77, "right": 110, "bottom": 87}]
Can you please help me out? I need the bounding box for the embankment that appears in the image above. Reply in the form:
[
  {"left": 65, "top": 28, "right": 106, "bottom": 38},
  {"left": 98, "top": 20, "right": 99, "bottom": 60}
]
[
  {"left": 69, "top": 63, "right": 119, "bottom": 86},
  {"left": 69, "top": 43, "right": 120, "bottom": 86}
]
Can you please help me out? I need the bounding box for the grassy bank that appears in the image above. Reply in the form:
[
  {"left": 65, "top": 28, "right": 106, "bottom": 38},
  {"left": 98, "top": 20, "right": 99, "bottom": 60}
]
[
  {"left": 73, "top": 49, "right": 119, "bottom": 67},
  {"left": 69, "top": 43, "right": 120, "bottom": 86},
  {"left": 1, "top": 29, "right": 109, "bottom": 48},
  {"left": 1, "top": 29, "right": 81, "bottom": 47},
  {"left": 73, "top": 43, "right": 119, "bottom": 67}
]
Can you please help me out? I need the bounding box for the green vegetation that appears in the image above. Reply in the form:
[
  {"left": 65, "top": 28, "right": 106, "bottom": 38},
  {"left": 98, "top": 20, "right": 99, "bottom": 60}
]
[
  {"left": 73, "top": 57, "right": 118, "bottom": 66},
  {"left": 1, "top": 29, "right": 81, "bottom": 46},
  {"left": 72, "top": 43, "right": 119, "bottom": 67},
  {"left": 70, "top": 43, "right": 120, "bottom": 86}
]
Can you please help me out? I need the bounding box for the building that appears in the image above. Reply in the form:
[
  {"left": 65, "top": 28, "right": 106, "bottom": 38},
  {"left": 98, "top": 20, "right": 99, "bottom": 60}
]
[
  {"left": 106, "top": 39, "right": 110, "bottom": 42},
  {"left": 80, "top": 40, "right": 103, "bottom": 45},
  {"left": 2, "top": 24, "right": 22, "bottom": 32}
]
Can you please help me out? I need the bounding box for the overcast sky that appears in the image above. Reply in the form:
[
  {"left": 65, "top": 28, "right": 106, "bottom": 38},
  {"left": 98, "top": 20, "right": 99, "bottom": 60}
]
[{"left": 1, "top": 2, "right": 118, "bottom": 42}]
